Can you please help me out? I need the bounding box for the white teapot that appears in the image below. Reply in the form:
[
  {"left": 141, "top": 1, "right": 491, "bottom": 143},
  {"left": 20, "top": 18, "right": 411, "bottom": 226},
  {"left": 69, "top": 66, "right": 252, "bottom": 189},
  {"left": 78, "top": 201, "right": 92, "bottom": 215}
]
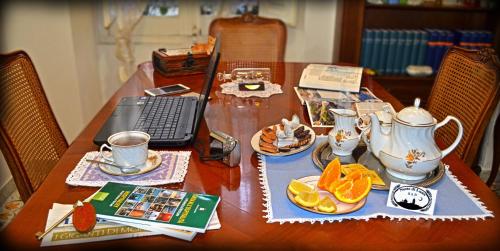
[{"left": 369, "top": 98, "right": 463, "bottom": 180}]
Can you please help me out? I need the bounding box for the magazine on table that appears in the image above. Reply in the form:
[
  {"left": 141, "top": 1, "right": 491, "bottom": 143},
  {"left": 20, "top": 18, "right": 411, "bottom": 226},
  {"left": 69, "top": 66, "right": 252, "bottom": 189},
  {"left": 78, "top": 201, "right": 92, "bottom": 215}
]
[
  {"left": 299, "top": 64, "right": 363, "bottom": 93},
  {"left": 41, "top": 203, "right": 222, "bottom": 246},
  {"left": 294, "top": 87, "right": 381, "bottom": 105},
  {"left": 41, "top": 203, "right": 159, "bottom": 246},
  {"left": 355, "top": 102, "right": 396, "bottom": 117},
  {"left": 90, "top": 182, "right": 220, "bottom": 234}
]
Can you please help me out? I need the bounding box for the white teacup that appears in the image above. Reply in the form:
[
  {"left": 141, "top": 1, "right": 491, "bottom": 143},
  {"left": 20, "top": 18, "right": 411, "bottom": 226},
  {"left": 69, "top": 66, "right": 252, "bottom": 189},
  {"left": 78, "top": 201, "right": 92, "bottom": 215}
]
[{"left": 99, "top": 131, "right": 150, "bottom": 171}]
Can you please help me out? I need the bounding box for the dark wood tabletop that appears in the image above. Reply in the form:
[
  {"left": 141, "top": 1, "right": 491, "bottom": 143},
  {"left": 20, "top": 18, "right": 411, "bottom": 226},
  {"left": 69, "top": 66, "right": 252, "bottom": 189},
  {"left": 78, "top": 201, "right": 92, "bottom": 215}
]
[{"left": 1, "top": 62, "right": 499, "bottom": 250}]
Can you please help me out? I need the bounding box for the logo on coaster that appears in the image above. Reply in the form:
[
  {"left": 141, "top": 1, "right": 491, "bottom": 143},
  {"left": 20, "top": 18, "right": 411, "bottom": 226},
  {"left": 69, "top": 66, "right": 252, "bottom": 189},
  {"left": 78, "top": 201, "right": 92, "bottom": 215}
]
[{"left": 387, "top": 183, "right": 437, "bottom": 215}]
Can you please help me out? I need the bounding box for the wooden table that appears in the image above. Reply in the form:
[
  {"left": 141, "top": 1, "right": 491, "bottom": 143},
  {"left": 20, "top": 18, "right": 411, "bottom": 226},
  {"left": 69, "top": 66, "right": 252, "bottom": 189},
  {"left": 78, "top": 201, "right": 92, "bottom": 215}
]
[{"left": 2, "top": 62, "right": 499, "bottom": 250}]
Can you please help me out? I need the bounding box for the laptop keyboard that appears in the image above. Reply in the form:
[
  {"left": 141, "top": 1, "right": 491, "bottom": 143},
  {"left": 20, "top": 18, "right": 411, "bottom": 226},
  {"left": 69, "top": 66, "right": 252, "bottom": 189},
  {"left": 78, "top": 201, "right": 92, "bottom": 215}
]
[{"left": 133, "top": 96, "right": 185, "bottom": 140}]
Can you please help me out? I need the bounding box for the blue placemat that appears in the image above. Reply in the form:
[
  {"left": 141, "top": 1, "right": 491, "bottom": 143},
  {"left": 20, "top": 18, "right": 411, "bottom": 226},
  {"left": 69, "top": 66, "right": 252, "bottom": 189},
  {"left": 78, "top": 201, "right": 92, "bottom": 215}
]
[{"left": 258, "top": 136, "right": 493, "bottom": 223}]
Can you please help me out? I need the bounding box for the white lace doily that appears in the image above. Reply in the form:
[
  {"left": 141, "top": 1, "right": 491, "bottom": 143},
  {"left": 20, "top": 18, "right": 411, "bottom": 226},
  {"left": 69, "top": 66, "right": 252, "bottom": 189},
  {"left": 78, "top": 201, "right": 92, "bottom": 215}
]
[
  {"left": 220, "top": 81, "right": 283, "bottom": 98},
  {"left": 66, "top": 151, "right": 191, "bottom": 187}
]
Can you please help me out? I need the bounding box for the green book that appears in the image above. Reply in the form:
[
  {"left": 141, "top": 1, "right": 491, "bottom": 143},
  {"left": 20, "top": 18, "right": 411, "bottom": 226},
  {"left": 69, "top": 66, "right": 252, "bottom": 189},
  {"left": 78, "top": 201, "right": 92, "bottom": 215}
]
[{"left": 90, "top": 182, "right": 220, "bottom": 233}]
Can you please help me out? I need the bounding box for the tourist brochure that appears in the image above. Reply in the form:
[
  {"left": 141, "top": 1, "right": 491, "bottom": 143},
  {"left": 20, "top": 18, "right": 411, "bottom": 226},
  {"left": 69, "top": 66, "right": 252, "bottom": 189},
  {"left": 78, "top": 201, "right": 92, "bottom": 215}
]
[
  {"left": 41, "top": 203, "right": 159, "bottom": 246},
  {"left": 90, "top": 182, "right": 220, "bottom": 234},
  {"left": 300, "top": 87, "right": 382, "bottom": 128},
  {"left": 41, "top": 203, "right": 222, "bottom": 246},
  {"left": 355, "top": 102, "right": 396, "bottom": 117},
  {"left": 294, "top": 87, "right": 381, "bottom": 105},
  {"left": 299, "top": 64, "right": 363, "bottom": 93}
]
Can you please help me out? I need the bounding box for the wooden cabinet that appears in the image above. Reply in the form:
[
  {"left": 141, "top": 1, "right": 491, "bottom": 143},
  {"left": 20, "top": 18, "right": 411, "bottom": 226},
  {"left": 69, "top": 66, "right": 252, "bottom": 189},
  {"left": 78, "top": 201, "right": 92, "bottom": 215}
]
[{"left": 338, "top": 0, "right": 499, "bottom": 106}]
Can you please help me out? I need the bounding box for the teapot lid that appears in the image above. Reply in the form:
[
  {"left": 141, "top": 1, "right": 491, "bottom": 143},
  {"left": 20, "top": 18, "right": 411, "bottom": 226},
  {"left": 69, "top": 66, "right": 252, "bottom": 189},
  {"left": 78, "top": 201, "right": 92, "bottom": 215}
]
[{"left": 396, "top": 98, "right": 435, "bottom": 125}]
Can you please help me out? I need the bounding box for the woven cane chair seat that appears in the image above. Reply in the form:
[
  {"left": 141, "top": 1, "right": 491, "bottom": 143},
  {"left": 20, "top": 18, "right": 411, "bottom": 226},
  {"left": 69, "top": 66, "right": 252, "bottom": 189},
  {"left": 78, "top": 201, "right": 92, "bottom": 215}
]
[
  {"left": 427, "top": 47, "right": 500, "bottom": 171},
  {"left": 0, "top": 51, "right": 68, "bottom": 202}
]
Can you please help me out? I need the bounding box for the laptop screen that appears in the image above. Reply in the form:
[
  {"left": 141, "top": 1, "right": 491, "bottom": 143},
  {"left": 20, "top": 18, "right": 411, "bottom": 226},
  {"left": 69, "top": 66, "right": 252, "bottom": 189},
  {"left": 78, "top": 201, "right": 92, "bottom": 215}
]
[{"left": 191, "top": 40, "right": 221, "bottom": 142}]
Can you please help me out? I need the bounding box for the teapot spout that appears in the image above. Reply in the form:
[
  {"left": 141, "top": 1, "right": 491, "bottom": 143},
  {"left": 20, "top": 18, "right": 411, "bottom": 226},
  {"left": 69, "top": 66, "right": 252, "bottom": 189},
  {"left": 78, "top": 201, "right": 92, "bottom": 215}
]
[{"left": 368, "top": 113, "right": 391, "bottom": 158}]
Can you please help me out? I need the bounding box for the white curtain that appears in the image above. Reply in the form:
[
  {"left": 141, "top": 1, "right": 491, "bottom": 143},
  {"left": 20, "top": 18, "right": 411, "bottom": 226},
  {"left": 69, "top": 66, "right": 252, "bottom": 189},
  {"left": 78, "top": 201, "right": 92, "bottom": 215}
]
[{"left": 103, "top": 0, "right": 148, "bottom": 82}]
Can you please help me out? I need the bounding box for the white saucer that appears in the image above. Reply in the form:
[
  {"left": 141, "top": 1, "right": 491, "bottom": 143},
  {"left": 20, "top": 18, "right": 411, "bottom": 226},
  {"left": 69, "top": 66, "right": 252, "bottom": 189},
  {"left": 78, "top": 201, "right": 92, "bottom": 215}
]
[{"left": 98, "top": 150, "right": 162, "bottom": 176}]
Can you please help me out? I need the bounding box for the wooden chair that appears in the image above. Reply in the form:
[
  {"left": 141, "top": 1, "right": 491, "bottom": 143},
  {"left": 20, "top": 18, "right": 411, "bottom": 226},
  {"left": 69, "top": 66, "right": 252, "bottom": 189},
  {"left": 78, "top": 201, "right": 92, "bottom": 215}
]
[
  {"left": 209, "top": 12, "right": 287, "bottom": 62},
  {"left": 427, "top": 46, "right": 500, "bottom": 185},
  {"left": 0, "top": 51, "right": 68, "bottom": 202}
]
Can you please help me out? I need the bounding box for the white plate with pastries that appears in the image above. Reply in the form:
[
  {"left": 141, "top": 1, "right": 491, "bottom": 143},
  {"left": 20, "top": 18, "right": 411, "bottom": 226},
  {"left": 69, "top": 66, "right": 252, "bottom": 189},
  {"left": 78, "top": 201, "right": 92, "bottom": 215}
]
[{"left": 251, "top": 122, "right": 316, "bottom": 157}]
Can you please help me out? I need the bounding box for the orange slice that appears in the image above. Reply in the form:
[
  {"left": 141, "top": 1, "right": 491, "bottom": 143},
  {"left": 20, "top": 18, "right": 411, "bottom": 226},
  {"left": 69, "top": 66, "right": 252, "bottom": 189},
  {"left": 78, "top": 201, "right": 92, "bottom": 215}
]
[
  {"left": 295, "top": 190, "right": 320, "bottom": 208},
  {"left": 334, "top": 176, "right": 372, "bottom": 204},
  {"left": 364, "top": 170, "right": 385, "bottom": 186},
  {"left": 288, "top": 179, "right": 314, "bottom": 196},
  {"left": 327, "top": 178, "right": 351, "bottom": 194},
  {"left": 318, "top": 196, "right": 337, "bottom": 213},
  {"left": 344, "top": 169, "right": 364, "bottom": 181},
  {"left": 341, "top": 163, "right": 369, "bottom": 175},
  {"left": 317, "top": 158, "right": 341, "bottom": 190}
]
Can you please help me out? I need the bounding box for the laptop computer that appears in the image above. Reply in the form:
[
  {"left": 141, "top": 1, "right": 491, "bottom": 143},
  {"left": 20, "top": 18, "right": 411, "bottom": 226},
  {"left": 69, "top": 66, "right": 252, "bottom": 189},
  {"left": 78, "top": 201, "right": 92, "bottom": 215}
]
[{"left": 93, "top": 44, "right": 220, "bottom": 147}]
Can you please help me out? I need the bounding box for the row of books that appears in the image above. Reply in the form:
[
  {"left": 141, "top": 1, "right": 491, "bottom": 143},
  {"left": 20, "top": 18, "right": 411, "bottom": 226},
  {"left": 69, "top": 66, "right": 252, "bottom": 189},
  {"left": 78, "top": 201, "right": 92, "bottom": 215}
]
[
  {"left": 369, "top": 0, "right": 495, "bottom": 9},
  {"left": 360, "top": 29, "right": 494, "bottom": 75}
]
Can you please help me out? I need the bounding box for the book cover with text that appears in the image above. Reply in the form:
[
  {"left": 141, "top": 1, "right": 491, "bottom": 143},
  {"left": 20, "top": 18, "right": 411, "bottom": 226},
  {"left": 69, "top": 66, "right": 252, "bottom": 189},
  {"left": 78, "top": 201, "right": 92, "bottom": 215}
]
[{"left": 90, "top": 182, "right": 220, "bottom": 234}]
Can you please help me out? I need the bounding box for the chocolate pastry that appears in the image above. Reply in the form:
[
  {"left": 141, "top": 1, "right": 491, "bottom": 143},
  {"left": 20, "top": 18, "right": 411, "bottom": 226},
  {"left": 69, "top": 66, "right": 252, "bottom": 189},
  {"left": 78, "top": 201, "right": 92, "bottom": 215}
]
[
  {"left": 293, "top": 126, "right": 304, "bottom": 136},
  {"left": 295, "top": 129, "right": 310, "bottom": 140}
]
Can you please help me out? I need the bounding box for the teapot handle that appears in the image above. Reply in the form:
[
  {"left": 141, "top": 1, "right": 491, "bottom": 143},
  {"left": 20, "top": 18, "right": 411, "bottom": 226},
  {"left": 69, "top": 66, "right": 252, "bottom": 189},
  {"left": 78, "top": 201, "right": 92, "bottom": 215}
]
[
  {"left": 435, "top": 115, "right": 463, "bottom": 158},
  {"left": 355, "top": 116, "right": 370, "bottom": 140}
]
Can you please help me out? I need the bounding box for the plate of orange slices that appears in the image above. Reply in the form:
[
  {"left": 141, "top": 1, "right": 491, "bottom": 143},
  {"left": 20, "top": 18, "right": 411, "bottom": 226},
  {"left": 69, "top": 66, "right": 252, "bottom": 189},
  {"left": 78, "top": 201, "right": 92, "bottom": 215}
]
[{"left": 286, "top": 158, "right": 371, "bottom": 215}]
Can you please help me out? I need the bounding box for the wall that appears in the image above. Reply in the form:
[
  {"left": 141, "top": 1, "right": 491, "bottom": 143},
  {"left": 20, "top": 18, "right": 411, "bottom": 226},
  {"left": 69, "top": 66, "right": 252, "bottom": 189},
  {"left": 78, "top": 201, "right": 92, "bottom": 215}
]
[{"left": 0, "top": 1, "right": 103, "bottom": 196}]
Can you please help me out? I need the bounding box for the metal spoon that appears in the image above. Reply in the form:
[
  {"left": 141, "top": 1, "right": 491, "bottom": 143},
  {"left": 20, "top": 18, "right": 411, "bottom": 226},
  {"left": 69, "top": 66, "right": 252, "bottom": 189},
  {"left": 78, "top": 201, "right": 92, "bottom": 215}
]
[{"left": 86, "top": 159, "right": 140, "bottom": 174}]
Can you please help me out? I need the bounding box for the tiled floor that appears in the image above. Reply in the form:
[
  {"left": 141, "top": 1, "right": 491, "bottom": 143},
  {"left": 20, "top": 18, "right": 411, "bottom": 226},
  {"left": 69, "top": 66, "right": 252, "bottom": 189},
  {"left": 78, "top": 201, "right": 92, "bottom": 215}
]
[{"left": 0, "top": 190, "right": 23, "bottom": 231}]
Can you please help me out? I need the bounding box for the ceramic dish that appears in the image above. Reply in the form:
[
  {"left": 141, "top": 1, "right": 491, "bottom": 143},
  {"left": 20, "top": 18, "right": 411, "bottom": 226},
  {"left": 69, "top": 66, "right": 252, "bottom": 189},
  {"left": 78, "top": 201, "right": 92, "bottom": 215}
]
[
  {"left": 98, "top": 150, "right": 162, "bottom": 176},
  {"left": 311, "top": 141, "right": 445, "bottom": 190},
  {"left": 286, "top": 175, "right": 366, "bottom": 215},
  {"left": 251, "top": 124, "right": 316, "bottom": 157}
]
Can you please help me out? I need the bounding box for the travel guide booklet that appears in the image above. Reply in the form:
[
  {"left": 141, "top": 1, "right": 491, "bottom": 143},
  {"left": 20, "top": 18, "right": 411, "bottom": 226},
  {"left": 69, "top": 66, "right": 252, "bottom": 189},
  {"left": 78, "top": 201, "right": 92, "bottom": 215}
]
[
  {"left": 90, "top": 182, "right": 220, "bottom": 234},
  {"left": 294, "top": 87, "right": 380, "bottom": 105},
  {"left": 299, "top": 64, "right": 363, "bottom": 93}
]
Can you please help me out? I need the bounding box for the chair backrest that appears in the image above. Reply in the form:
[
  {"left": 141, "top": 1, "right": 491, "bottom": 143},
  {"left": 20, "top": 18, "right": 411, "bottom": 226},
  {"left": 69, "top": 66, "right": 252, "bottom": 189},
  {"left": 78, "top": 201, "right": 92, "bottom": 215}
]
[
  {"left": 427, "top": 46, "right": 500, "bottom": 167},
  {"left": 209, "top": 12, "right": 287, "bottom": 62},
  {"left": 0, "top": 51, "right": 68, "bottom": 202}
]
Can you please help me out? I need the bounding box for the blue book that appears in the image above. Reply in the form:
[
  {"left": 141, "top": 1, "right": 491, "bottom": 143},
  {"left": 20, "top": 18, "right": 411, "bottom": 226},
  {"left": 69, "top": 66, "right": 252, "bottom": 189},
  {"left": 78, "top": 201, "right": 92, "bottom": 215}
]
[
  {"left": 470, "top": 31, "right": 480, "bottom": 50},
  {"left": 370, "top": 29, "right": 382, "bottom": 71},
  {"left": 485, "top": 31, "right": 493, "bottom": 47},
  {"left": 478, "top": 31, "right": 487, "bottom": 48},
  {"left": 409, "top": 30, "right": 420, "bottom": 66},
  {"left": 436, "top": 30, "right": 445, "bottom": 72},
  {"left": 461, "top": 31, "right": 471, "bottom": 49},
  {"left": 385, "top": 30, "right": 398, "bottom": 75},
  {"left": 417, "top": 30, "right": 428, "bottom": 65},
  {"left": 425, "top": 29, "right": 438, "bottom": 68},
  {"left": 401, "top": 30, "right": 414, "bottom": 74},
  {"left": 434, "top": 30, "right": 453, "bottom": 71},
  {"left": 360, "top": 29, "right": 373, "bottom": 67},
  {"left": 393, "top": 30, "right": 406, "bottom": 75},
  {"left": 453, "top": 29, "right": 462, "bottom": 46},
  {"left": 432, "top": 30, "right": 446, "bottom": 72},
  {"left": 444, "top": 30, "right": 454, "bottom": 58},
  {"left": 378, "top": 30, "right": 390, "bottom": 75}
]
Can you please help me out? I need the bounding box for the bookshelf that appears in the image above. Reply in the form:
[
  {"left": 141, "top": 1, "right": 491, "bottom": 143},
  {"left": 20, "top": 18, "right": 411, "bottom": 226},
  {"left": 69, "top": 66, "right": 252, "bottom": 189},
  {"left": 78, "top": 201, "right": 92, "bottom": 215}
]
[{"left": 338, "top": 0, "right": 499, "bottom": 106}]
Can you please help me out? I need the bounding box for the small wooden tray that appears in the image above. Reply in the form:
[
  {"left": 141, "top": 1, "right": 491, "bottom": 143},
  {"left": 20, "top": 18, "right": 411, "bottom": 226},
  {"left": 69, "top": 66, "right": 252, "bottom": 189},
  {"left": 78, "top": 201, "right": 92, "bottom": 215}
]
[{"left": 311, "top": 141, "right": 445, "bottom": 190}]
